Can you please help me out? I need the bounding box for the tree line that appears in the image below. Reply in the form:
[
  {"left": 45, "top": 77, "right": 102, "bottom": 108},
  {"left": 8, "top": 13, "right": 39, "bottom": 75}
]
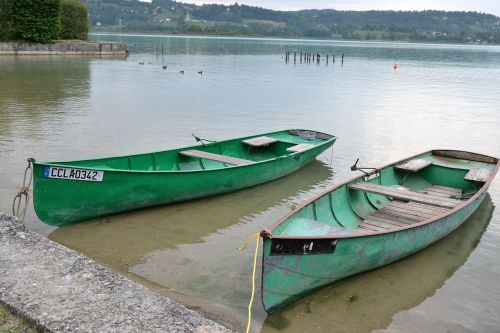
[
  {"left": 0, "top": 0, "right": 88, "bottom": 43},
  {"left": 85, "top": 0, "right": 500, "bottom": 44}
]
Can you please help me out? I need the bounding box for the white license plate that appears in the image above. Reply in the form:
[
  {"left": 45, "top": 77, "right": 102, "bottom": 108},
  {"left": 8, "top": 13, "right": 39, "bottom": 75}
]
[{"left": 43, "top": 166, "right": 104, "bottom": 182}]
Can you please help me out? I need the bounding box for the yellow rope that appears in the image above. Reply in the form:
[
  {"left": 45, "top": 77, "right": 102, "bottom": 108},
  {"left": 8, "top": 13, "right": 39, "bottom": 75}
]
[
  {"left": 238, "top": 232, "right": 261, "bottom": 333},
  {"left": 238, "top": 232, "right": 260, "bottom": 251}
]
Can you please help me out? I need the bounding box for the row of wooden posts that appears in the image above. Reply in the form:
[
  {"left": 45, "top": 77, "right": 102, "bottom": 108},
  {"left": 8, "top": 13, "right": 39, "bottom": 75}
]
[
  {"left": 152, "top": 45, "right": 344, "bottom": 66},
  {"left": 284, "top": 51, "right": 344, "bottom": 65}
]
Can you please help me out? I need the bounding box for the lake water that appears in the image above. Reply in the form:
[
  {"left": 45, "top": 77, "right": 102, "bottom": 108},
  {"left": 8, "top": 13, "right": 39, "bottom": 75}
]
[{"left": 0, "top": 34, "right": 499, "bottom": 332}]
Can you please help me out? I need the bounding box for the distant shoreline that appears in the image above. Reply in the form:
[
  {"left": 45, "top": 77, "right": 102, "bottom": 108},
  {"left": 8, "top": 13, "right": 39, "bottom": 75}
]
[{"left": 90, "top": 32, "right": 500, "bottom": 48}]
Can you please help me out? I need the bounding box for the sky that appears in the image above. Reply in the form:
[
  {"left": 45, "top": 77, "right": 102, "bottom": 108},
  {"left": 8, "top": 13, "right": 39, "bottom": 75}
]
[{"left": 150, "top": 0, "right": 500, "bottom": 17}]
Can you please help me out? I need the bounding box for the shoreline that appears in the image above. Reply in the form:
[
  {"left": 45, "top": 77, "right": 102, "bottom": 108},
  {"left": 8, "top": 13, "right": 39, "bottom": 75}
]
[
  {"left": 0, "top": 41, "right": 128, "bottom": 56},
  {"left": 90, "top": 32, "right": 500, "bottom": 48},
  {"left": 0, "top": 212, "right": 231, "bottom": 332}
]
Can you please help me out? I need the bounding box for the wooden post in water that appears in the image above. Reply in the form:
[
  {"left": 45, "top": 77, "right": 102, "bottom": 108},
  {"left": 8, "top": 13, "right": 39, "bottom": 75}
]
[
  {"left": 317, "top": 53, "right": 320, "bottom": 64},
  {"left": 326, "top": 54, "right": 329, "bottom": 65},
  {"left": 341, "top": 53, "right": 344, "bottom": 66},
  {"left": 161, "top": 44, "right": 164, "bottom": 67},
  {"left": 300, "top": 52, "right": 302, "bottom": 63},
  {"left": 333, "top": 54, "right": 335, "bottom": 64}
]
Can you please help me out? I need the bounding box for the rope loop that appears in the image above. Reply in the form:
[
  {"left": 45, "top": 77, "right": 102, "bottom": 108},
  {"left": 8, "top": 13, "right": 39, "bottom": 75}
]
[
  {"left": 238, "top": 232, "right": 260, "bottom": 251},
  {"left": 12, "top": 159, "right": 33, "bottom": 223}
]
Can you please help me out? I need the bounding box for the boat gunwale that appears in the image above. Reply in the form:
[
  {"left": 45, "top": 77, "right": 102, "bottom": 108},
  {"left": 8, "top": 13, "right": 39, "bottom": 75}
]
[
  {"left": 30, "top": 129, "right": 336, "bottom": 174},
  {"left": 263, "top": 149, "right": 500, "bottom": 240}
]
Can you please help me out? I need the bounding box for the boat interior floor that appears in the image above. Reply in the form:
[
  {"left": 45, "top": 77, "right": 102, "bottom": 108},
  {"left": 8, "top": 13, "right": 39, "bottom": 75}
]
[{"left": 358, "top": 185, "right": 463, "bottom": 232}]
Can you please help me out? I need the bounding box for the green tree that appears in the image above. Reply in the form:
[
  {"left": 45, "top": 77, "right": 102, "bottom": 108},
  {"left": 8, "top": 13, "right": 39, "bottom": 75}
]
[
  {"left": 60, "top": 0, "right": 88, "bottom": 39},
  {"left": 13, "top": 0, "right": 62, "bottom": 42},
  {"left": 187, "top": 24, "right": 203, "bottom": 33},
  {"left": 0, "top": 0, "right": 15, "bottom": 41}
]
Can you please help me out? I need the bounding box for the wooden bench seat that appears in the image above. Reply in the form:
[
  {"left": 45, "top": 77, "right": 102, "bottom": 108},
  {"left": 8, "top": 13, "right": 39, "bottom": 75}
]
[
  {"left": 357, "top": 184, "right": 462, "bottom": 232},
  {"left": 242, "top": 136, "right": 278, "bottom": 147},
  {"left": 286, "top": 143, "right": 315, "bottom": 153},
  {"left": 464, "top": 168, "right": 492, "bottom": 184},
  {"left": 395, "top": 159, "right": 432, "bottom": 172},
  {"left": 359, "top": 201, "right": 441, "bottom": 232},
  {"left": 349, "top": 182, "right": 461, "bottom": 209},
  {"left": 179, "top": 150, "right": 253, "bottom": 166}
]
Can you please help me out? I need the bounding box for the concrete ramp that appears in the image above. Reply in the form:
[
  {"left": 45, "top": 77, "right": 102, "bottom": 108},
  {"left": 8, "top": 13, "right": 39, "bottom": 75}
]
[{"left": 0, "top": 213, "right": 231, "bottom": 333}]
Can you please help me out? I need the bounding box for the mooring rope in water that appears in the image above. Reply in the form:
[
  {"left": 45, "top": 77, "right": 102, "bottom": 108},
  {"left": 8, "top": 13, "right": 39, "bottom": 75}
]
[
  {"left": 318, "top": 145, "right": 334, "bottom": 167},
  {"left": 12, "top": 158, "right": 33, "bottom": 223},
  {"left": 328, "top": 144, "right": 334, "bottom": 167},
  {"left": 238, "top": 232, "right": 262, "bottom": 333}
]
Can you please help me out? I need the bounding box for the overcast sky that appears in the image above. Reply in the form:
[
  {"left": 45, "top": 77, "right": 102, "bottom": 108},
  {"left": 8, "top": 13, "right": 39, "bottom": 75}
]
[{"left": 169, "top": 0, "right": 500, "bottom": 16}]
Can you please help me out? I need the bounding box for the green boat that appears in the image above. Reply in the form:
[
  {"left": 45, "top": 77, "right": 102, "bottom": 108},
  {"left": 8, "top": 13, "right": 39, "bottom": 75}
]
[
  {"left": 31, "top": 129, "right": 335, "bottom": 225},
  {"left": 260, "top": 150, "right": 499, "bottom": 313}
]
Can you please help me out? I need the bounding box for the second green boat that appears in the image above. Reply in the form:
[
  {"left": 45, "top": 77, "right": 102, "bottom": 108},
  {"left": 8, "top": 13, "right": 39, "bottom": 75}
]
[
  {"left": 260, "top": 149, "right": 498, "bottom": 313},
  {"left": 31, "top": 129, "right": 335, "bottom": 225}
]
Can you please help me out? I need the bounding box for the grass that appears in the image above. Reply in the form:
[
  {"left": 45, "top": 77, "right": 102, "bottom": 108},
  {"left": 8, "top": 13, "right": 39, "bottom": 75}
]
[{"left": 0, "top": 305, "right": 37, "bottom": 333}]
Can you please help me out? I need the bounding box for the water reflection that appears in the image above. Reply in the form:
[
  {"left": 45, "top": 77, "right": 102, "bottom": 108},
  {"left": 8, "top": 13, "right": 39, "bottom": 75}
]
[
  {"left": 92, "top": 33, "right": 500, "bottom": 64},
  {"left": 0, "top": 56, "right": 92, "bottom": 154},
  {"left": 262, "top": 195, "right": 494, "bottom": 333},
  {"left": 0, "top": 56, "right": 91, "bottom": 118}
]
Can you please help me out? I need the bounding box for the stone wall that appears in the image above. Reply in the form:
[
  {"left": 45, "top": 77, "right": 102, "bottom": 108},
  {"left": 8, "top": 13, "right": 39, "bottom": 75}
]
[{"left": 0, "top": 41, "right": 128, "bottom": 55}]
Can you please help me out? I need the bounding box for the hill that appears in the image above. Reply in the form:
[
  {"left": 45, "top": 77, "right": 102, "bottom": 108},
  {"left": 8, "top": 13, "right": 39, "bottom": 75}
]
[{"left": 84, "top": 0, "right": 500, "bottom": 44}]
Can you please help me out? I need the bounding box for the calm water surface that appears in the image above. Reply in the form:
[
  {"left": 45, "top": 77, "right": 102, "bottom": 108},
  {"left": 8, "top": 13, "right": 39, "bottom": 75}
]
[{"left": 0, "top": 35, "right": 499, "bottom": 332}]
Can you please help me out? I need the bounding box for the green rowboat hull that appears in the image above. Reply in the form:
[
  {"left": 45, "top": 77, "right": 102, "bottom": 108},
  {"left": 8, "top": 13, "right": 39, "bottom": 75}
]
[
  {"left": 32, "top": 129, "right": 335, "bottom": 225},
  {"left": 261, "top": 150, "right": 499, "bottom": 312}
]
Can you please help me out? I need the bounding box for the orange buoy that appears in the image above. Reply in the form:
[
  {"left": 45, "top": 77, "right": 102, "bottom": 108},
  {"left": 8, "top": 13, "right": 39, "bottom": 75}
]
[{"left": 393, "top": 63, "right": 398, "bottom": 70}]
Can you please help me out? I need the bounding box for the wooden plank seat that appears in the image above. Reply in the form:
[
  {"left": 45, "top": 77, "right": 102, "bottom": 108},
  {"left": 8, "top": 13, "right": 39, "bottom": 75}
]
[
  {"left": 286, "top": 143, "right": 315, "bottom": 153},
  {"left": 179, "top": 150, "right": 253, "bottom": 166},
  {"left": 349, "top": 182, "right": 461, "bottom": 209},
  {"left": 242, "top": 136, "right": 278, "bottom": 147},
  {"left": 464, "top": 168, "right": 492, "bottom": 184},
  {"left": 360, "top": 203, "right": 433, "bottom": 231},
  {"left": 395, "top": 159, "right": 432, "bottom": 172},
  {"left": 358, "top": 185, "right": 461, "bottom": 232}
]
